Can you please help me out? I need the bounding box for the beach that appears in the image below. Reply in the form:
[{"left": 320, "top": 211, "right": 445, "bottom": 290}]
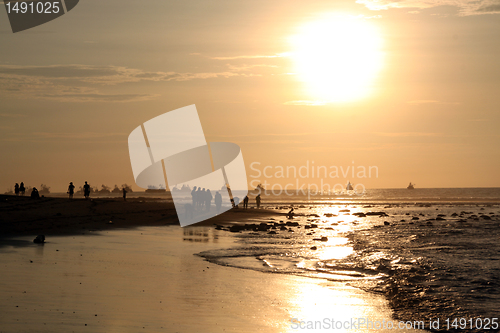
[
  {"left": 0, "top": 221, "right": 423, "bottom": 333},
  {"left": 0, "top": 194, "right": 278, "bottom": 237},
  {"left": 1, "top": 191, "right": 499, "bottom": 332}
]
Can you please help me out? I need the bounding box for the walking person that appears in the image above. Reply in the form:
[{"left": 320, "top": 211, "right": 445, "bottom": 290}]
[
  {"left": 122, "top": 187, "right": 127, "bottom": 201},
  {"left": 14, "top": 183, "right": 19, "bottom": 196},
  {"left": 83, "top": 181, "right": 91, "bottom": 199},
  {"left": 19, "top": 182, "right": 25, "bottom": 196},
  {"left": 214, "top": 191, "right": 222, "bottom": 214},
  {"left": 68, "top": 182, "right": 75, "bottom": 199},
  {"left": 205, "top": 189, "right": 213, "bottom": 212},
  {"left": 256, "top": 194, "right": 261, "bottom": 209},
  {"left": 243, "top": 196, "right": 249, "bottom": 209},
  {"left": 191, "top": 186, "right": 197, "bottom": 207}
]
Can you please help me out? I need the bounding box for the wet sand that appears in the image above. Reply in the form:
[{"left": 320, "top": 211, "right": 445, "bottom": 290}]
[
  {"left": 0, "top": 195, "right": 429, "bottom": 332},
  {"left": 0, "top": 194, "right": 279, "bottom": 237},
  {"left": 0, "top": 226, "right": 427, "bottom": 333}
]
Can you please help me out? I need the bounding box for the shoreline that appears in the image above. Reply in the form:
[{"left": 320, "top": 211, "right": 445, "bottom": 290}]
[
  {"left": 0, "top": 225, "right": 428, "bottom": 333},
  {"left": 0, "top": 194, "right": 281, "bottom": 239},
  {"left": 3, "top": 195, "right": 497, "bottom": 332}
]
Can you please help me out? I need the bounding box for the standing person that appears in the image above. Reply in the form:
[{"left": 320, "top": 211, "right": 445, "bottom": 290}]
[
  {"left": 243, "top": 196, "right": 249, "bottom": 209},
  {"left": 214, "top": 191, "right": 222, "bottom": 214},
  {"left": 68, "top": 182, "right": 75, "bottom": 199},
  {"left": 122, "top": 187, "right": 127, "bottom": 201},
  {"left": 200, "top": 188, "right": 206, "bottom": 210},
  {"left": 19, "top": 182, "right": 25, "bottom": 196},
  {"left": 14, "top": 183, "right": 20, "bottom": 196},
  {"left": 191, "top": 186, "right": 197, "bottom": 207},
  {"left": 205, "top": 189, "right": 213, "bottom": 212},
  {"left": 83, "top": 181, "right": 91, "bottom": 199},
  {"left": 256, "top": 194, "right": 261, "bottom": 209},
  {"left": 196, "top": 187, "right": 202, "bottom": 209}
]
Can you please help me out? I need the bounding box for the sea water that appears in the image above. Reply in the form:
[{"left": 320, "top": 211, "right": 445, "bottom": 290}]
[{"left": 199, "top": 188, "right": 500, "bottom": 332}]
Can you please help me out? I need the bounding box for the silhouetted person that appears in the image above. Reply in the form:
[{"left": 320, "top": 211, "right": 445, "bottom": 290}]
[
  {"left": 201, "top": 188, "right": 206, "bottom": 210},
  {"left": 83, "top": 181, "right": 90, "bottom": 199},
  {"left": 19, "top": 182, "right": 25, "bottom": 196},
  {"left": 196, "top": 187, "right": 202, "bottom": 209},
  {"left": 287, "top": 207, "right": 295, "bottom": 219},
  {"left": 68, "top": 182, "right": 75, "bottom": 199},
  {"left": 243, "top": 196, "right": 249, "bottom": 209},
  {"left": 256, "top": 194, "right": 261, "bottom": 209},
  {"left": 214, "top": 191, "right": 222, "bottom": 214},
  {"left": 30, "top": 187, "right": 40, "bottom": 199},
  {"left": 14, "top": 183, "right": 19, "bottom": 196},
  {"left": 122, "top": 187, "right": 127, "bottom": 201},
  {"left": 205, "top": 189, "right": 212, "bottom": 212},
  {"left": 191, "top": 186, "right": 197, "bottom": 207}
]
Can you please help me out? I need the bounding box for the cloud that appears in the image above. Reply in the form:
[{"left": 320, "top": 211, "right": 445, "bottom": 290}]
[
  {"left": 407, "top": 100, "right": 459, "bottom": 105},
  {"left": 0, "top": 64, "right": 246, "bottom": 85},
  {"left": 407, "top": 100, "right": 440, "bottom": 104},
  {"left": 0, "top": 131, "right": 127, "bottom": 143},
  {"left": 31, "top": 132, "right": 126, "bottom": 139},
  {"left": 0, "top": 113, "right": 26, "bottom": 118},
  {"left": 0, "top": 64, "right": 260, "bottom": 102},
  {"left": 374, "top": 132, "right": 442, "bottom": 137},
  {"left": 38, "top": 93, "right": 159, "bottom": 103},
  {"left": 208, "top": 53, "right": 291, "bottom": 60},
  {"left": 226, "top": 64, "right": 277, "bottom": 72},
  {"left": 284, "top": 100, "right": 328, "bottom": 106},
  {"left": 356, "top": 0, "right": 500, "bottom": 15},
  {"left": 475, "top": 3, "right": 500, "bottom": 12}
]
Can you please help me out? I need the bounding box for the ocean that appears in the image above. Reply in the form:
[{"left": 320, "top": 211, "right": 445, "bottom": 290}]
[{"left": 198, "top": 188, "right": 500, "bottom": 332}]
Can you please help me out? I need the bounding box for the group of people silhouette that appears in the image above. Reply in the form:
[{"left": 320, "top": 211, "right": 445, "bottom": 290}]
[
  {"left": 237, "top": 194, "right": 261, "bottom": 209},
  {"left": 13, "top": 182, "right": 41, "bottom": 199},
  {"left": 190, "top": 186, "right": 220, "bottom": 213},
  {"left": 188, "top": 186, "right": 261, "bottom": 214},
  {"left": 14, "top": 182, "right": 26, "bottom": 196},
  {"left": 67, "top": 181, "right": 92, "bottom": 199}
]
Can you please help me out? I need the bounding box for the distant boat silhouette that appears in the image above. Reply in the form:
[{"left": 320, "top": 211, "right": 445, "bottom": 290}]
[
  {"left": 407, "top": 182, "right": 415, "bottom": 190},
  {"left": 346, "top": 181, "right": 354, "bottom": 191}
]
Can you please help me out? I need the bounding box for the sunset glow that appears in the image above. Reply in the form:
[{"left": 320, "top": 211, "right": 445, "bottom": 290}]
[{"left": 290, "top": 15, "right": 383, "bottom": 102}]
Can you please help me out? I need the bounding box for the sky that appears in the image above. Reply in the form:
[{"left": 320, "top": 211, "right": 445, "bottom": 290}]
[{"left": 0, "top": 0, "right": 499, "bottom": 192}]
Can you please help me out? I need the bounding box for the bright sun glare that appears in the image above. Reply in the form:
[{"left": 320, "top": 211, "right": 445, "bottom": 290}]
[{"left": 291, "top": 15, "right": 383, "bottom": 103}]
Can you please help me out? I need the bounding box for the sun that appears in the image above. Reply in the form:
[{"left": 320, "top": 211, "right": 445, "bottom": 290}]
[{"left": 290, "top": 15, "right": 383, "bottom": 103}]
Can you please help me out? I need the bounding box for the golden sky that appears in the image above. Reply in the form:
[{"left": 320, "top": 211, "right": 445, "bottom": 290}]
[{"left": 0, "top": 0, "right": 499, "bottom": 191}]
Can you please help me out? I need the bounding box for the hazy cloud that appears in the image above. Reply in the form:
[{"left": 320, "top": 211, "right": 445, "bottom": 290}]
[
  {"left": 356, "top": 0, "right": 500, "bottom": 15},
  {"left": 32, "top": 132, "right": 126, "bottom": 139},
  {"left": 0, "top": 113, "right": 26, "bottom": 118},
  {"left": 284, "top": 100, "right": 328, "bottom": 106},
  {"left": 0, "top": 64, "right": 257, "bottom": 102},
  {"left": 38, "top": 93, "right": 159, "bottom": 103},
  {"left": 407, "top": 100, "right": 459, "bottom": 105},
  {"left": 0, "top": 65, "right": 245, "bottom": 85},
  {"left": 374, "top": 132, "right": 442, "bottom": 137},
  {"left": 209, "top": 53, "right": 290, "bottom": 60}
]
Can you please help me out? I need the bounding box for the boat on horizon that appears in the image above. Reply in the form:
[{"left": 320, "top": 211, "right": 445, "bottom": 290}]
[
  {"left": 407, "top": 182, "right": 415, "bottom": 190},
  {"left": 346, "top": 181, "right": 354, "bottom": 191}
]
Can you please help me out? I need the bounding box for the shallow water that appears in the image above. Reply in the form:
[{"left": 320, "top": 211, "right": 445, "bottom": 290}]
[
  {"left": 0, "top": 226, "right": 420, "bottom": 333},
  {"left": 200, "top": 203, "right": 500, "bottom": 332}
]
